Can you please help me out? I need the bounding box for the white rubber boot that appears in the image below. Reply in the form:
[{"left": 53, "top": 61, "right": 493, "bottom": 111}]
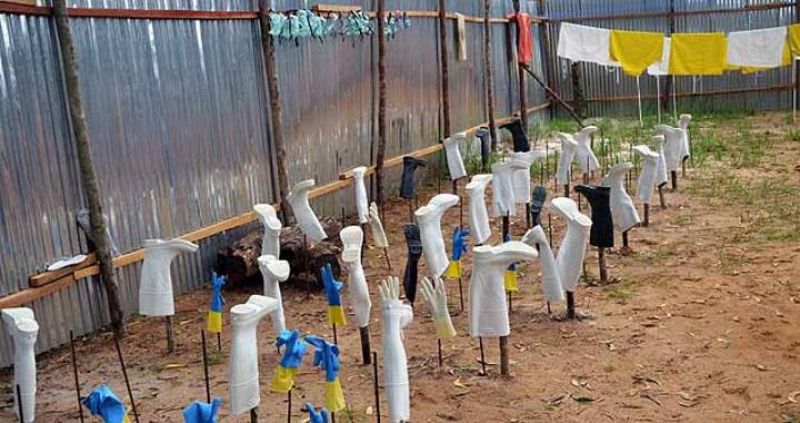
[
  {"left": 2, "top": 308, "right": 38, "bottom": 423},
  {"left": 466, "top": 174, "right": 493, "bottom": 245},
  {"left": 139, "top": 238, "right": 199, "bottom": 316},
  {"left": 491, "top": 158, "right": 529, "bottom": 217},
  {"left": 678, "top": 114, "right": 692, "bottom": 162},
  {"left": 352, "top": 166, "right": 370, "bottom": 224},
  {"left": 287, "top": 179, "right": 327, "bottom": 242},
  {"left": 443, "top": 132, "right": 468, "bottom": 180},
  {"left": 556, "top": 133, "right": 579, "bottom": 185},
  {"left": 652, "top": 135, "right": 669, "bottom": 187},
  {"left": 511, "top": 149, "right": 547, "bottom": 204},
  {"left": 633, "top": 145, "right": 660, "bottom": 204},
  {"left": 379, "top": 276, "right": 413, "bottom": 423},
  {"left": 415, "top": 194, "right": 459, "bottom": 277},
  {"left": 606, "top": 163, "right": 641, "bottom": 233},
  {"left": 257, "top": 255, "right": 290, "bottom": 335},
  {"left": 229, "top": 295, "right": 278, "bottom": 416},
  {"left": 549, "top": 197, "right": 592, "bottom": 292},
  {"left": 521, "top": 226, "right": 565, "bottom": 302},
  {"left": 574, "top": 126, "right": 601, "bottom": 174},
  {"left": 469, "top": 241, "right": 538, "bottom": 337},
  {"left": 655, "top": 125, "right": 683, "bottom": 172},
  {"left": 254, "top": 204, "right": 282, "bottom": 258},
  {"left": 341, "top": 226, "right": 371, "bottom": 328}
]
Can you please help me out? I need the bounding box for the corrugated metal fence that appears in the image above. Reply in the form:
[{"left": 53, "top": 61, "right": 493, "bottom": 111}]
[
  {"left": 541, "top": 0, "right": 798, "bottom": 118},
  {"left": 0, "top": 0, "right": 547, "bottom": 365}
]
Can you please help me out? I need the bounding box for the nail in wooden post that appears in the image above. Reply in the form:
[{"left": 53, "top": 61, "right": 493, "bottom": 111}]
[
  {"left": 113, "top": 335, "right": 139, "bottom": 423},
  {"left": 69, "top": 331, "right": 85, "bottom": 423},
  {"left": 359, "top": 326, "right": 372, "bottom": 365},
  {"left": 372, "top": 351, "right": 381, "bottom": 423},
  {"left": 201, "top": 330, "right": 211, "bottom": 403},
  {"left": 499, "top": 335, "right": 510, "bottom": 376}
]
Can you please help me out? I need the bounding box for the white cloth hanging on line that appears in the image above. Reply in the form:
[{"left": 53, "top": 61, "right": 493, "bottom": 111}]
[
  {"left": 647, "top": 38, "right": 671, "bottom": 76},
  {"left": 726, "top": 27, "right": 787, "bottom": 69},
  {"left": 557, "top": 22, "right": 619, "bottom": 67}
]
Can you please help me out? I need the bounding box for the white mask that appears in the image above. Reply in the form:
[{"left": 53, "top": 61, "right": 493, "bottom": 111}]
[
  {"left": 466, "top": 174, "right": 493, "bottom": 245},
  {"left": 139, "top": 238, "right": 199, "bottom": 317},
  {"left": 415, "top": 194, "right": 459, "bottom": 277},
  {"left": 2, "top": 308, "right": 38, "bottom": 423},
  {"left": 287, "top": 179, "right": 327, "bottom": 242}
]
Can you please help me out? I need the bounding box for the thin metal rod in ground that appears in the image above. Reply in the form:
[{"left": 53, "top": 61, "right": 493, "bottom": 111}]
[
  {"left": 478, "top": 337, "right": 487, "bottom": 375},
  {"left": 250, "top": 408, "right": 258, "bottom": 423},
  {"left": 113, "top": 334, "right": 140, "bottom": 423},
  {"left": 372, "top": 351, "right": 381, "bottom": 423},
  {"left": 438, "top": 339, "right": 443, "bottom": 367},
  {"left": 165, "top": 316, "right": 174, "bottom": 354},
  {"left": 671, "top": 170, "right": 678, "bottom": 191},
  {"left": 69, "top": 330, "right": 85, "bottom": 423},
  {"left": 201, "top": 330, "right": 211, "bottom": 403},
  {"left": 623, "top": 231, "right": 630, "bottom": 248},
  {"left": 332, "top": 324, "right": 338, "bottom": 345},
  {"left": 287, "top": 389, "right": 292, "bottom": 423}
]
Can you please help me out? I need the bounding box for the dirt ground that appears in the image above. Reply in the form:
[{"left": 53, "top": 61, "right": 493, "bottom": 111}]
[{"left": 1, "top": 112, "right": 799, "bottom": 422}]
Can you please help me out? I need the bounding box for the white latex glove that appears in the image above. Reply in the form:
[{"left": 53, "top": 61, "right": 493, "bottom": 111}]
[
  {"left": 419, "top": 277, "right": 456, "bottom": 340},
  {"left": 379, "top": 276, "right": 412, "bottom": 423},
  {"left": 369, "top": 202, "right": 389, "bottom": 248}
]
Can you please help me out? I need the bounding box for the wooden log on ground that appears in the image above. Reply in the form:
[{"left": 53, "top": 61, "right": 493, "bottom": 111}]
[{"left": 217, "top": 217, "right": 343, "bottom": 289}]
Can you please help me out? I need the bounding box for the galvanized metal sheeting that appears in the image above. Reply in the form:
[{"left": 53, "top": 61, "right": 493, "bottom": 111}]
[{"left": 0, "top": 0, "right": 545, "bottom": 365}]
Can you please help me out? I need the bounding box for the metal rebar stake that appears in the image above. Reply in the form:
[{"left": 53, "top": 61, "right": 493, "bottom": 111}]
[
  {"left": 69, "top": 330, "right": 85, "bottom": 423},
  {"left": 113, "top": 335, "right": 140, "bottom": 423},
  {"left": 201, "top": 330, "right": 211, "bottom": 403},
  {"left": 372, "top": 351, "right": 381, "bottom": 423}
]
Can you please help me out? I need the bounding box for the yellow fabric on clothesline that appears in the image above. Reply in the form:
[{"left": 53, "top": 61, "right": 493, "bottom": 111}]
[
  {"left": 788, "top": 24, "right": 800, "bottom": 56},
  {"left": 609, "top": 30, "right": 665, "bottom": 76},
  {"left": 669, "top": 32, "right": 727, "bottom": 75}
]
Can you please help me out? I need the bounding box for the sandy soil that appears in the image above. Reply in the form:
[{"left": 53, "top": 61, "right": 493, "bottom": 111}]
[{"left": 2, "top": 113, "right": 799, "bottom": 422}]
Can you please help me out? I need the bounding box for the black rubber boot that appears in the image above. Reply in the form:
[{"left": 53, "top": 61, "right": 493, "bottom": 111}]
[
  {"left": 400, "top": 156, "right": 427, "bottom": 199},
  {"left": 574, "top": 185, "right": 614, "bottom": 248},
  {"left": 499, "top": 118, "right": 530, "bottom": 153},
  {"left": 403, "top": 223, "right": 423, "bottom": 304}
]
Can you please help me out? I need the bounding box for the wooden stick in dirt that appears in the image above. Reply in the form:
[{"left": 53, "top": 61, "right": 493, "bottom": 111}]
[
  {"left": 659, "top": 185, "right": 667, "bottom": 208},
  {"left": 201, "top": 330, "right": 211, "bottom": 403},
  {"left": 113, "top": 335, "right": 140, "bottom": 423},
  {"left": 499, "top": 335, "right": 510, "bottom": 377},
  {"left": 598, "top": 247, "right": 608, "bottom": 284},
  {"left": 483, "top": 0, "right": 498, "bottom": 150},
  {"left": 69, "top": 331, "right": 85, "bottom": 423},
  {"left": 375, "top": 0, "right": 388, "bottom": 206},
  {"left": 359, "top": 326, "right": 372, "bottom": 365},
  {"left": 250, "top": 408, "right": 258, "bottom": 423},
  {"left": 165, "top": 316, "right": 174, "bottom": 354},
  {"left": 643, "top": 203, "right": 650, "bottom": 227},
  {"left": 566, "top": 291, "right": 576, "bottom": 320},
  {"left": 438, "top": 339, "right": 443, "bottom": 367},
  {"left": 372, "top": 351, "right": 381, "bottom": 423},
  {"left": 478, "top": 337, "right": 488, "bottom": 376}
]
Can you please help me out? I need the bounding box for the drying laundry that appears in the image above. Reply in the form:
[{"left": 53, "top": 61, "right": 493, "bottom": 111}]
[
  {"left": 647, "top": 38, "right": 671, "bottom": 76},
  {"left": 610, "top": 30, "right": 665, "bottom": 76},
  {"left": 207, "top": 272, "right": 226, "bottom": 334},
  {"left": 669, "top": 32, "right": 727, "bottom": 76},
  {"left": 139, "top": 238, "right": 199, "bottom": 317},
  {"left": 726, "top": 27, "right": 788, "bottom": 69},
  {"left": 270, "top": 330, "right": 308, "bottom": 393},
  {"left": 508, "top": 12, "right": 533, "bottom": 63},
  {"left": 557, "top": 22, "right": 619, "bottom": 67},
  {"left": 790, "top": 24, "right": 800, "bottom": 56},
  {"left": 306, "top": 335, "right": 346, "bottom": 413}
]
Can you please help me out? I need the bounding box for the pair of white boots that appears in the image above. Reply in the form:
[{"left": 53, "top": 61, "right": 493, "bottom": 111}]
[
  {"left": 556, "top": 126, "right": 601, "bottom": 184},
  {"left": 655, "top": 114, "right": 692, "bottom": 172}
]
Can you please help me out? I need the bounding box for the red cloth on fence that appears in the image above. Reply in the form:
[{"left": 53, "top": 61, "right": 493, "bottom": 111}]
[{"left": 507, "top": 12, "right": 533, "bottom": 63}]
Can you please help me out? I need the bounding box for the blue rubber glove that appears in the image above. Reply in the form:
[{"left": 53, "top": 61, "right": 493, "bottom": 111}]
[
  {"left": 503, "top": 233, "right": 517, "bottom": 272},
  {"left": 82, "top": 385, "right": 127, "bottom": 423},
  {"left": 182, "top": 397, "right": 222, "bottom": 423},
  {"left": 321, "top": 263, "right": 343, "bottom": 307},
  {"left": 209, "top": 272, "right": 225, "bottom": 313},
  {"left": 269, "top": 12, "right": 289, "bottom": 38},
  {"left": 305, "top": 335, "right": 341, "bottom": 382},
  {"left": 450, "top": 227, "right": 470, "bottom": 261},
  {"left": 304, "top": 403, "right": 330, "bottom": 423},
  {"left": 276, "top": 330, "right": 308, "bottom": 369}
]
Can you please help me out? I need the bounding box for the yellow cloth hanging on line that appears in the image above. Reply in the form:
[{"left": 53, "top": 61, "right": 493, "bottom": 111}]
[
  {"left": 669, "top": 32, "right": 727, "bottom": 75},
  {"left": 609, "top": 30, "right": 665, "bottom": 76},
  {"left": 788, "top": 24, "right": 800, "bottom": 57}
]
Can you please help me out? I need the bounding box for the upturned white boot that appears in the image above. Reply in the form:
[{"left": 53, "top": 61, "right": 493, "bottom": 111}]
[
  {"left": 556, "top": 133, "right": 579, "bottom": 185},
  {"left": 287, "top": 179, "right": 327, "bottom": 242},
  {"left": 469, "top": 241, "right": 538, "bottom": 337},
  {"left": 575, "top": 126, "right": 601, "bottom": 174},
  {"left": 511, "top": 149, "right": 547, "bottom": 204},
  {"left": 549, "top": 198, "right": 592, "bottom": 292},
  {"left": 521, "top": 226, "right": 565, "bottom": 302},
  {"left": 341, "top": 226, "right": 371, "bottom": 328},
  {"left": 2, "top": 308, "right": 38, "bottom": 423},
  {"left": 652, "top": 135, "right": 669, "bottom": 187},
  {"left": 633, "top": 145, "right": 660, "bottom": 204},
  {"left": 491, "top": 158, "right": 529, "bottom": 217},
  {"left": 257, "top": 255, "right": 290, "bottom": 335},
  {"left": 444, "top": 132, "right": 468, "bottom": 180},
  {"left": 229, "top": 295, "right": 278, "bottom": 416},
  {"left": 352, "top": 167, "right": 370, "bottom": 224},
  {"left": 379, "top": 276, "right": 413, "bottom": 423},
  {"left": 254, "top": 204, "right": 282, "bottom": 258},
  {"left": 415, "top": 194, "right": 459, "bottom": 277},
  {"left": 655, "top": 125, "right": 683, "bottom": 172},
  {"left": 466, "top": 174, "right": 493, "bottom": 244},
  {"left": 606, "top": 163, "right": 641, "bottom": 232},
  {"left": 139, "top": 238, "right": 199, "bottom": 316},
  {"left": 678, "top": 114, "right": 692, "bottom": 161},
  {"left": 369, "top": 202, "right": 389, "bottom": 248}
]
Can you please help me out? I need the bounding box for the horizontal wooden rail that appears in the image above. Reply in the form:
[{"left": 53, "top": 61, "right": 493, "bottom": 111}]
[
  {"left": 1, "top": 102, "right": 552, "bottom": 309},
  {"left": 586, "top": 84, "right": 793, "bottom": 103}
]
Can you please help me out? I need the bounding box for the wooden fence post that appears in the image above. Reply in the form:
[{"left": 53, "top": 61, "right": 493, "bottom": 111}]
[
  {"left": 484, "top": 0, "right": 498, "bottom": 150},
  {"left": 52, "top": 0, "right": 127, "bottom": 337},
  {"left": 438, "top": 0, "right": 451, "bottom": 138},
  {"left": 511, "top": 0, "right": 527, "bottom": 129},
  {"left": 375, "top": 0, "right": 388, "bottom": 207}
]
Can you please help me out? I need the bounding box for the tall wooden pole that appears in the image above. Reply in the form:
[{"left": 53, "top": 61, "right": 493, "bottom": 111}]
[
  {"left": 483, "top": 0, "right": 498, "bottom": 150},
  {"left": 375, "top": 0, "right": 388, "bottom": 207},
  {"left": 53, "top": 0, "right": 126, "bottom": 337},
  {"left": 511, "top": 0, "right": 527, "bottom": 129},
  {"left": 259, "top": 0, "right": 293, "bottom": 221},
  {"left": 537, "top": 0, "right": 556, "bottom": 120},
  {"left": 664, "top": 0, "right": 675, "bottom": 114},
  {"left": 438, "top": 0, "right": 451, "bottom": 138}
]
